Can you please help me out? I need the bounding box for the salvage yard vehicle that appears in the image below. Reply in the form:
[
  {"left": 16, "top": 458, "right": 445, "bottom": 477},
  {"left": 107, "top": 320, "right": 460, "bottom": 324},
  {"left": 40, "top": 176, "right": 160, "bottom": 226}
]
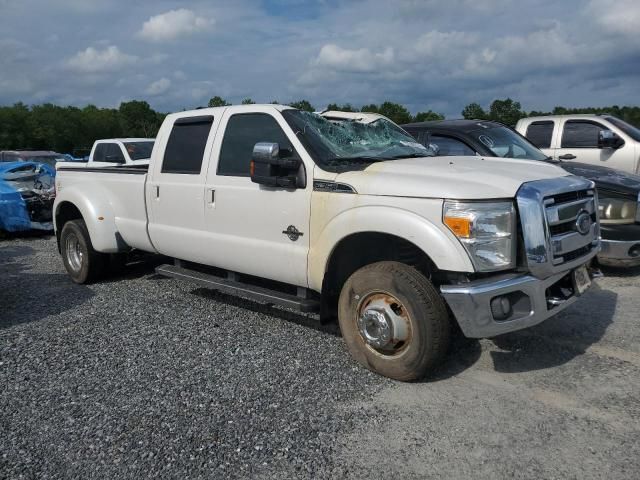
[
  {"left": 57, "top": 138, "right": 155, "bottom": 169},
  {"left": 54, "top": 104, "right": 601, "bottom": 381},
  {"left": 1, "top": 150, "right": 67, "bottom": 169},
  {"left": 0, "top": 161, "right": 56, "bottom": 232},
  {"left": 402, "top": 119, "right": 640, "bottom": 268},
  {"left": 516, "top": 114, "right": 640, "bottom": 175}
]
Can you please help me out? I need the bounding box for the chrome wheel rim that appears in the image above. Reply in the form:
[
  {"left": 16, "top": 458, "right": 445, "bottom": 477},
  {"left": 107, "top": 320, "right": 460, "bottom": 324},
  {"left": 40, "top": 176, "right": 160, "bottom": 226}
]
[
  {"left": 65, "top": 233, "right": 84, "bottom": 273},
  {"left": 356, "top": 292, "right": 412, "bottom": 356}
]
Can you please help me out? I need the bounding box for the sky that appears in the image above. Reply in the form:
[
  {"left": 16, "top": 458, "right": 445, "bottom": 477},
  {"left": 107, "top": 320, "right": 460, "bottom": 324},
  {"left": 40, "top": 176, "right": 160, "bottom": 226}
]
[{"left": 0, "top": 0, "right": 639, "bottom": 117}]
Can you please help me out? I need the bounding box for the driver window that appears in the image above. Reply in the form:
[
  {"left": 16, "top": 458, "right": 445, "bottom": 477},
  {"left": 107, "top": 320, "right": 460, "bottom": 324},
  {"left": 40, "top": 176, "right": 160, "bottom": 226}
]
[{"left": 429, "top": 135, "right": 476, "bottom": 156}]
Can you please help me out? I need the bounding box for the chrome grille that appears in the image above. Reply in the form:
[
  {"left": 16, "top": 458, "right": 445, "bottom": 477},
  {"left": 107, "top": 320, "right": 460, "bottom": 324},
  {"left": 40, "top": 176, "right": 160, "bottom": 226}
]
[{"left": 516, "top": 176, "right": 600, "bottom": 279}]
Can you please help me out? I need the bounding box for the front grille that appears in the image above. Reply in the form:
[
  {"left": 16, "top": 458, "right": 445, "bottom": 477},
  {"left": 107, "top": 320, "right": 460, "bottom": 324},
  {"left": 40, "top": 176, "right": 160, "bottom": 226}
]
[
  {"left": 516, "top": 177, "right": 600, "bottom": 279},
  {"left": 544, "top": 189, "right": 598, "bottom": 266}
]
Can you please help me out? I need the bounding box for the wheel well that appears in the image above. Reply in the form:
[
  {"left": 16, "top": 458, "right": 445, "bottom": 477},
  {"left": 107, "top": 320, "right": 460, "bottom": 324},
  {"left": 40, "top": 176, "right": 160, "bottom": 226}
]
[
  {"left": 55, "top": 202, "right": 83, "bottom": 251},
  {"left": 320, "top": 232, "right": 437, "bottom": 322}
]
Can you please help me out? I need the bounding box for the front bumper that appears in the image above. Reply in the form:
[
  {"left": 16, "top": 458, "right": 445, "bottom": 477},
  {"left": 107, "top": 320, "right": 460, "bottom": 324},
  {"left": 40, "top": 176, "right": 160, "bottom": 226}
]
[
  {"left": 441, "top": 266, "right": 596, "bottom": 338},
  {"left": 598, "top": 239, "right": 640, "bottom": 267}
]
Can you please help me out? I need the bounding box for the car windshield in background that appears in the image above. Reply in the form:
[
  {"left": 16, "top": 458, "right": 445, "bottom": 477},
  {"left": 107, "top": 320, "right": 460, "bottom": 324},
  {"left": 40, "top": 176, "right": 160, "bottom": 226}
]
[
  {"left": 282, "top": 110, "right": 430, "bottom": 169},
  {"left": 124, "top": 141, "right": 154, "bottom": 160},
  {"left": 605, "top": 116, "right": 640, "bottom": 142},
  {"left": 469, "top": 127, "right": 548, "bottom": 161}
]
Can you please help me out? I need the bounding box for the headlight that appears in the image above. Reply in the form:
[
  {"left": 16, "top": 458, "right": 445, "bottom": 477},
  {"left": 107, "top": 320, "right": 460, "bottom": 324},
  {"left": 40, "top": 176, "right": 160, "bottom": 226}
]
[
  {"left": 443, "top": 200, "right": 516, "bottom": 272},
  {"left": 598, "top": 191, "right": 638, "bottom": 225}
]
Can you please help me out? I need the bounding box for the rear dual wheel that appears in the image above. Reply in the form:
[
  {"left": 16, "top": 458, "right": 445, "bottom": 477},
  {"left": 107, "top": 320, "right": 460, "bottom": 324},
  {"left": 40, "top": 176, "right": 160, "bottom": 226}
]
[
  {"left": 338, "top": 261, "right": 450, "bottom": 381},
  {"left": 60, "top": 219, "right": 108, "bottom": 284}
]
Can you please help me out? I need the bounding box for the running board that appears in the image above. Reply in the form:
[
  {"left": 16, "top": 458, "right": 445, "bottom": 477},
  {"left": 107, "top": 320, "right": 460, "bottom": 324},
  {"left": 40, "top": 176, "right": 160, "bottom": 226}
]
[{"left": 155, "top": 264, "right": 320, "bottom": 313}]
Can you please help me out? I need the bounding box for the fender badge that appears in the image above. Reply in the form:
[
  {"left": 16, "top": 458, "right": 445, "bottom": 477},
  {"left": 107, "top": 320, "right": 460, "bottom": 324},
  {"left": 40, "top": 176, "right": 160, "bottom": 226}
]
[{"left": 283, "top": 225, "right": 303, "bottom": 241}]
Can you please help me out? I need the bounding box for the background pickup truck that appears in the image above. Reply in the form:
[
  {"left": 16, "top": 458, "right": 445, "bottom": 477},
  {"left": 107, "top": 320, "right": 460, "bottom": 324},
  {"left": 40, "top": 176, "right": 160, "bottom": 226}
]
[
  {"left": 516, "top": 114, "right": 640, "bottom": 175},
  {"left": 402, "top": 119, "right": 640, "bottom": 268},
  {"left": 57, "top": 138, "right": 155, "bottom": 169},
  {"left": 54, "top": 104, "right": 600, "bottom": 381}
]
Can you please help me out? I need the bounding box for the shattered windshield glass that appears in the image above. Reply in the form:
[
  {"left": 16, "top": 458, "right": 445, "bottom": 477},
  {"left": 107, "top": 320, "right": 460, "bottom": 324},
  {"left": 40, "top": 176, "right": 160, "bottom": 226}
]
[{"left": 282, "top": 110, "right": 430, "bottom": 171}]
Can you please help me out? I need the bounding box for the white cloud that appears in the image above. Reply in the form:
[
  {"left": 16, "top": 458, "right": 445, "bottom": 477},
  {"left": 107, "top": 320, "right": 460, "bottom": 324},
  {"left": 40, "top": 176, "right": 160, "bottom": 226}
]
[
  {"left": 139, "top": 9, "right": 213, "bottom": 42},
  {"left": 314, "top": 44, "right": 395, "bottom": 73},
  {"left": 66, "top": 45, "right": 137, "bottom": 73},
  {"left": 145, "top": 77, "right": 171, "bottom": 96},
  {"left": 588, "top": 0, "right": 640, "bottom": 38}
]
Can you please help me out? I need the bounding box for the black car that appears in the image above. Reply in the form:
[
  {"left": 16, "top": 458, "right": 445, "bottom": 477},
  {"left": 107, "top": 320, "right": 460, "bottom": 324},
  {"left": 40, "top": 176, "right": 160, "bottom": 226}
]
[{"left": 402, "top": 119, "right": 640, "bottom": 268}]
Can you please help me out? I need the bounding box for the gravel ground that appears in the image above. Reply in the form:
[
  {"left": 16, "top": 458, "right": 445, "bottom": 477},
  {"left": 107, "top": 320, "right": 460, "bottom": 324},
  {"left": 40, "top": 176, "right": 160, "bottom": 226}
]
[{"left": 1, "top": 234, "right": 639, "bottom": 479}]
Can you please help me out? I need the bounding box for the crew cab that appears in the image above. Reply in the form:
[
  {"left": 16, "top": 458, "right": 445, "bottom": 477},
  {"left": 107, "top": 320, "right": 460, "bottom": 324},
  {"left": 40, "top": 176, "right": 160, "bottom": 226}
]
[
  {"left": 516, "top": 114, "right": 640, "bottom": 175},
  {"left": 403, "top": 119, "right": 640, "bottom": 268},
  {"left": 54, "top": 104, "right": 600, "bottom": 381},
  {"left": 57, "top": 139, "right": 155, "bottom": 168}
]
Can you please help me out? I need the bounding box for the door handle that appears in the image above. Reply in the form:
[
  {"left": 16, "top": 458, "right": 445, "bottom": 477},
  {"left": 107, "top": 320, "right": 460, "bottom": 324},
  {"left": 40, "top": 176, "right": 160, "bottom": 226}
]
[
  {"left": 558, "top": 154, "right": 576, "bottom": 160},
  {"left": 207, "top": 188, "right": 215, "bottom": 207},
  {"left": 155, "top": 185, "right": 160, "bottom": 198}
]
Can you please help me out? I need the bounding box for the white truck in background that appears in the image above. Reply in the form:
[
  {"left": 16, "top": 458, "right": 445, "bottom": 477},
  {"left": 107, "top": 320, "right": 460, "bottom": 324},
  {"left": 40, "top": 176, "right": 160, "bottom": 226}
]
[
  {"left": 57, "top": 139, "right": 155, "bottom": 169},
  {"left": 53, "top": 104, "right": 600, "bottom": 381},
  {"left": 516, "top": 114, "right": 640, "bottom": 174}
]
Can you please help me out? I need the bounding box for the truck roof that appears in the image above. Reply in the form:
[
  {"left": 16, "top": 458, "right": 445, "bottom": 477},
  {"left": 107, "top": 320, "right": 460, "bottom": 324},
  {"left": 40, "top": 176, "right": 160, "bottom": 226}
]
[
  {"left": 168, "top": 104, "right": 295, "bottom": 120},
  {"left": 402, "top": 119, "right": 505, "bottom": 132},
  {"left": 519, "top": 114, "right": 614, "bottom": 122},
  {"left": 95, "top": 138, "right": 155, "bottom": 143}
]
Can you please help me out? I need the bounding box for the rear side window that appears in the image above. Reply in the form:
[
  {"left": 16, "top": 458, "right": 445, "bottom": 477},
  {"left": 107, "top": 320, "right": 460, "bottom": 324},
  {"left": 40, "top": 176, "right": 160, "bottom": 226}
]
[
  {"left": 526, "top": 121, "right": 554, "bottom": 149},
  {"left": 429, "top": 135, "right": 476, "bottom": 156},
  {"left": 162, "top": 115, "right": 214, "bottom": 174},
  {"left": 218, "top": 113, "right": 293, "bottom": 177},
  {"left": 93, "top": 144, "right": 109, "bottom": 162},
  {"left": 106, "top": 144, "right": 125, "bottom": 164},
  {"left": 561, "top": 121, "right": 607, "bottom": 148}
]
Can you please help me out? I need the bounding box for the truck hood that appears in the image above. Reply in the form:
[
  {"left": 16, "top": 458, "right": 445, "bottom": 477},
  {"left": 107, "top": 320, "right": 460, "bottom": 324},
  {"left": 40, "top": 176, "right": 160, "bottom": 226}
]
[
  {"left": 334, "top": 156, "right": 570, "bottom": 199},
  {"left": 555, "top": 161, "right": 640, "bottom": 196}
]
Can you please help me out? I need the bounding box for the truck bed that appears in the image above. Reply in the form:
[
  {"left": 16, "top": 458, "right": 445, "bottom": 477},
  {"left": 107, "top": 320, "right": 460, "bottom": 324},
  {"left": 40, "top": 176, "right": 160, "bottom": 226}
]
[{"left": 55, "top": 164, "right": 154, "bottom": 253}]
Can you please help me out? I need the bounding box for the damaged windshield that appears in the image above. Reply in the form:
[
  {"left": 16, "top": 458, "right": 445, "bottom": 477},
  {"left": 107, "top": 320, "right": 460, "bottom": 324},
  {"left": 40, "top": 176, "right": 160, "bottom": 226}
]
[{"left": 282, "top": 110, "right": 431, "bottom": 171}]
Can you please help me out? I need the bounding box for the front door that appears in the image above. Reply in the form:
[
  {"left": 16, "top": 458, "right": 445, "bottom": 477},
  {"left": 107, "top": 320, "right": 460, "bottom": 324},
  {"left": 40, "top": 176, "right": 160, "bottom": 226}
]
[
  {"left": 553, "top": 119, "right": 632, "bottom": 171},
  {"left": 202, "top": 107, "right": 312, "bottom": 287}
]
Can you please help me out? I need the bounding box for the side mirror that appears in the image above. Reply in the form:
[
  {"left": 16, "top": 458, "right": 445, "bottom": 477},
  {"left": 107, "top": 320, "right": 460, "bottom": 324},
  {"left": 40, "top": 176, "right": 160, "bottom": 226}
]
[
  {"left": 250, "top": 142, "right": 306, "bottom": 189},
  {"left": 598, "top": 130, "right": 624, "bottom": 149}
]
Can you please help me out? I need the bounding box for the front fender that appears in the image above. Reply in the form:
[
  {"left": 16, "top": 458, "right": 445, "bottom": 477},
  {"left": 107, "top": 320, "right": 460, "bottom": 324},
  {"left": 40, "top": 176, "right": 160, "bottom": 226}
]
[
  {"left": 308, "top": 204, "right": 474, "bottom": 291},
  {"left": 54, "top": 184, "right": 123, "bottom": 253}
]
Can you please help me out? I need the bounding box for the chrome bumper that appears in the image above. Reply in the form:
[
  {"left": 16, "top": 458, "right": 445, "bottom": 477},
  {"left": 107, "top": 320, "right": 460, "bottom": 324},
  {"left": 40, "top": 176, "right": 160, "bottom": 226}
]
[
  {"left": 598, "top": 239, "right": 640, "bottom": 267},
  {"left": 441, "top": 266, "right": 595, "bottom": 338}
]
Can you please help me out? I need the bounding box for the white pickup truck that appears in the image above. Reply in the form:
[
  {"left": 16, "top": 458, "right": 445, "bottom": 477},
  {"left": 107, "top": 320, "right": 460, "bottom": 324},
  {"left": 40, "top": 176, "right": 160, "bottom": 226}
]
[
  {"left": 54, "top": 104, "right": 600, "bottom": 381},
  {"left": 58, "top": 138, "right": 155, "bottom": 168},
  {"left": 516, "top": 114, "right": 640, "bottom": 174}
]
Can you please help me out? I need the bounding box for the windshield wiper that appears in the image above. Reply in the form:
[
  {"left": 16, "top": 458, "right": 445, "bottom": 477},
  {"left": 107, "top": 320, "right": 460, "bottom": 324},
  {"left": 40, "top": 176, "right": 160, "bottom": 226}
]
[
  {"left": 325, "top": 156, "right": 387, "bottom": 165},
  {"left": 387, "top": 152, "right": 431, "bottom": 159}
]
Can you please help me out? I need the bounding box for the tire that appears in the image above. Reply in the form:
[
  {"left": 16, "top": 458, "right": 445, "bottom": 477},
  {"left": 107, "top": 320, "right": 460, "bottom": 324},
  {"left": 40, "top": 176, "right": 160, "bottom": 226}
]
[
  {"left": 60, "top": 219, "right": 107, "bottom": 284},
  {"left": 338, "top": 261, "right": 450, "bottom": 381}
]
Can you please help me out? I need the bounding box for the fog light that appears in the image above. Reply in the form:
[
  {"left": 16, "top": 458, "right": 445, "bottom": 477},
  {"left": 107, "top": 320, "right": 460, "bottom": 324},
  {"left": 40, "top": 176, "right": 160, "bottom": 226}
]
[
  {"left": 490, "top": 295, "right": 513, "bottom": 321},
  {"left": 628, "top": 244, "right": 640, "bottom": 258}
]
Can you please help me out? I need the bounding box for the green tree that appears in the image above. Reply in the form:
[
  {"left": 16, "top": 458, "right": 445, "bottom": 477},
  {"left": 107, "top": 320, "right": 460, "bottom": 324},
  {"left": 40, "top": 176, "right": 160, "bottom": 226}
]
[
  {"left": 208, "top": 96, "right": 231, "bottom": 107},
  {"left": 412, "top": 110, "right": 445, "bottom": 122},
  {"left": 461, "top": 102, "right": 488, "bottom": 120},
  {"left": 241, "top": 98, "right": 256, "bottom": 105},
  {"left": 289, "top": 100, "right": 315, "bottom": 112},
  {"left": 119, "top": 100, "right": 161, "bottom": 137},
  {"left": 375, "top": 101, "right": 413, "bottom": 125},
  {"left": 326, "top": 103, "right": 358, "bottom": 112},
  {"left": 487, "top": 98, "right": 525, "bottom": 126}
]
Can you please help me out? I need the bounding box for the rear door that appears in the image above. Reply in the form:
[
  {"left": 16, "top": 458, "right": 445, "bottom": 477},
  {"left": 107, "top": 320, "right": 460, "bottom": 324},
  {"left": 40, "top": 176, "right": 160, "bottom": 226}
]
[
  {"left": 146, "top": 114, "right": 220, "bottom": 261},
  {"left": 523, "top": 120, "right": 555, "bottom": 157},
  {"left": 201, "top": 107, "right": 312, "bottom": 287},
  {"left": 554, "top": 119, "right": 631, "bottom": 170}
]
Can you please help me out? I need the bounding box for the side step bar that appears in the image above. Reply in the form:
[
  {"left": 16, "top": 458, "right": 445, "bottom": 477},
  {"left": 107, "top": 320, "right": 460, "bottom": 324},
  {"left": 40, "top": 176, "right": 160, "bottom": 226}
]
[{"left": 155, "top": 264, "right": 320, "bottom": 313}]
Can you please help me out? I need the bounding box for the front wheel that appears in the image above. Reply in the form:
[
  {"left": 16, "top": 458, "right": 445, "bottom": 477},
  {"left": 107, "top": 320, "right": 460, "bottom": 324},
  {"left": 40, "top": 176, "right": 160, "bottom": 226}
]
[
  {"left": 60, "top": 219, "right": 107, "bottom": 284},
  {"left": 338, "top": 261, "right": 450, "bottom": 381}
]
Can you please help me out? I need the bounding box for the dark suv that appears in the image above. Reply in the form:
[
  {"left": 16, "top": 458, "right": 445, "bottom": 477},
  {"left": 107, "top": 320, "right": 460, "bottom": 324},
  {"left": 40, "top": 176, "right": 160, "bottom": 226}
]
[{"left": 402, "top": 120, "right": 640, "bottom": 268}]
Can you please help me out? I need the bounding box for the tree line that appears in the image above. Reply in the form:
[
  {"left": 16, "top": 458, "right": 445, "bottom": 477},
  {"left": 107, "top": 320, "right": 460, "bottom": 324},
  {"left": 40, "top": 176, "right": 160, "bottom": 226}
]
[{"left": 1, "top": 97, "right": 638, "bottom": 154}]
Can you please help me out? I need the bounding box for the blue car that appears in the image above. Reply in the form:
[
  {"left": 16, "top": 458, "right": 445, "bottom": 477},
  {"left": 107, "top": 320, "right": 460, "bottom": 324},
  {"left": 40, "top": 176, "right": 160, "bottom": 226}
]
[{"left": 0, "top": 161, "right": 56, "bottom": 232}]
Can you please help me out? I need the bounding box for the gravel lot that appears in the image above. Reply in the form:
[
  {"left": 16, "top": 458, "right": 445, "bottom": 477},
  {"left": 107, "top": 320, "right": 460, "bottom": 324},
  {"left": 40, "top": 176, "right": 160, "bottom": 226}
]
[{"left": 1, "top": 235, "right": 639, "bottom": 479}]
